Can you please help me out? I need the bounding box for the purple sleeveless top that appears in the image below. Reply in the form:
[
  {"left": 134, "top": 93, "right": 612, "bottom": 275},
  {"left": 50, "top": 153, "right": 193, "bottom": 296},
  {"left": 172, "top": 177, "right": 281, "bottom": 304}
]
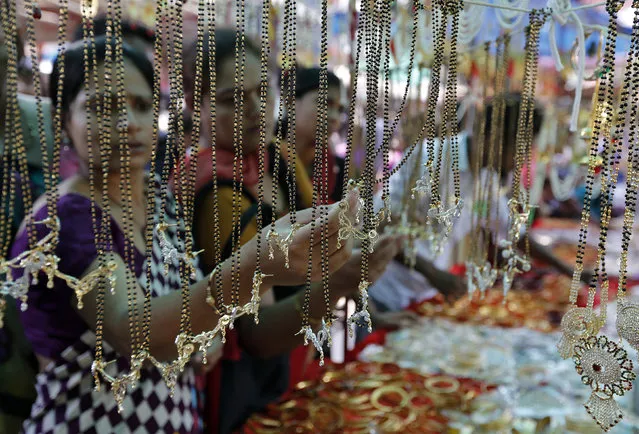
[{"left": 11, "top": 182, "right": 202, "bottom": 434}]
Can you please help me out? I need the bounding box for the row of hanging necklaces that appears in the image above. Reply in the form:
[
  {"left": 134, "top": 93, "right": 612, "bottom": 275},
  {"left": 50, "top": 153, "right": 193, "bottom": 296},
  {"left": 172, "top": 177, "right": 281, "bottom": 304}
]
[
  {"left": 0, "top": 0, "right": 118, "bottom": 325},
  {"left": 557, "top": 0, "right": 639, "bottom": 430},
  {"left": 410, "top": 0, "right": 464, "bottom": 253}
]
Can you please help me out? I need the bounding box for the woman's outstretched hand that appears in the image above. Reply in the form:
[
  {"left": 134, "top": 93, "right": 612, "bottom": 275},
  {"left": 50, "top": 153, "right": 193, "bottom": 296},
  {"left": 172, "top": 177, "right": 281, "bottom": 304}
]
[{"left": 257, "top": 193, "right": 358, "bottom": 287}]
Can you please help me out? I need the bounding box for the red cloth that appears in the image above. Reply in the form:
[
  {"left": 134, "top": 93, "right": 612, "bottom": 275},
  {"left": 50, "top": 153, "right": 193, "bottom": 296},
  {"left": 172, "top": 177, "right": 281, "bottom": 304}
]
[
  {"left": 206, "top": 330, "right": 242, "bottom": 433},
  {"left": 346, "top": 330, "right": 390, "bottom": 362}
]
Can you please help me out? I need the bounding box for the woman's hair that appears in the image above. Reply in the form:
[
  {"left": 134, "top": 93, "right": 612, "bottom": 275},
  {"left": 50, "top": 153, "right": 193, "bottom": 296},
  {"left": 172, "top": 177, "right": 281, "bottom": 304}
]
[
  {"left": 72, "top": 16, "right": 156, "bottom": 45},
  {"left": 184, "top": 28, "right": 261, "bottom": 97},
  {"left": 49, "top": 36, "right": 154, "bottom": 130},
  {"left": 286, "top": 65, "right": 342, "bottom": 99}
]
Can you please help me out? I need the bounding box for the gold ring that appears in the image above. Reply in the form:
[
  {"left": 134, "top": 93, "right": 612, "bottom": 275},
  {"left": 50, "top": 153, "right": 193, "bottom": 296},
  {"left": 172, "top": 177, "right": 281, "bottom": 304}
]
[
  {"left": 424, "top": 376, "right": 461, "bottom": 394},
  {"left": 371, "top": 385, "right": 410, "bottom": 411}
]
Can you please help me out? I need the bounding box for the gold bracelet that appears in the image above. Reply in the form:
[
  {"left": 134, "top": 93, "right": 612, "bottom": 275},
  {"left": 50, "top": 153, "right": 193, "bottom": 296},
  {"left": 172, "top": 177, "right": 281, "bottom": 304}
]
[
  {"left": 206, "top": 264, "right": 223, "bottom": 315},
  {"left": 370, "top": 385, "right": 410, "bottom": 411},
  {"left": 424, "top": 376, "right": 461, "bottom": 394}
]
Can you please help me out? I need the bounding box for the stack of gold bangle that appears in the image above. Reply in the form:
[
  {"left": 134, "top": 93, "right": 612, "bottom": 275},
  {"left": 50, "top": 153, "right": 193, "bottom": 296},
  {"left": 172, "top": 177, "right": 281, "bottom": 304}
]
[{"left": 242, "top": 362, "right": 491, "bottom": 433}]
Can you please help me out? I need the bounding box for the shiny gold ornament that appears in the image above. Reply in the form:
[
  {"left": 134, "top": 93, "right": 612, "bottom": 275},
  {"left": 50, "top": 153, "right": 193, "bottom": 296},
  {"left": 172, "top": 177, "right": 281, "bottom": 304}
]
[{"left": 573, "top": 335, "right": 635, "bottom": 431}]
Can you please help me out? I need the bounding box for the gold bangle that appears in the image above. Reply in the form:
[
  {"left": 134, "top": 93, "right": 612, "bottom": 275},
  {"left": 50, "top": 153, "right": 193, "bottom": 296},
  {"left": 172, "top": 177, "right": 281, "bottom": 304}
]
[
  {"left": 206, "top": 264, "right": 223, "bottom": 314},
  {"left": 370, "top": 385, "right": 410, "bottom": 411},
  {"left": 424, "top": 376, "right": 461, "bottom": 394}
]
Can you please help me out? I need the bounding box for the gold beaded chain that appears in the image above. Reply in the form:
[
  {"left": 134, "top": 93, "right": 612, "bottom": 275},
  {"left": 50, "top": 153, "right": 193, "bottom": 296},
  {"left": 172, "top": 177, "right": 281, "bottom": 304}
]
[
  {"left": 0, "top": 0, "right": 36, "bottom": 316},
  {"left": 248, "top": 0, "right": 274, "bottom": 324},
  {"left": 317, "top": 0, "right": 332, "bottom": 337},
  {"left": 297, "top": 0, "right": 334, "bottom": 366},
  {"left": 410, "top": 1, "right": 445, "bottom": 201},
  {"left": 80, "top": 0, "right": 112, "bottom": 391},
  {"left": 0, "top": 0, "right": 23, "bottom": 324},
  {"left": 284, "top": 0, "right": 297, "bottom": 221},
  {"left": 556, "top": 0, "right": 619, "bottom": 361},
  {"left": 140, "top": 0, "right": 167, "bottom": 362},
  {"left": 442, "top": 0, "right": 463, "bottom": 219},
  {"left": 230, "top": 0, "right": 247, "bottom": 318},
  {"left": 375, "top": 0, "right": 418, "bottom": 176},
  {"left": 1, "top": 0, "right": 83, "bottom": 320},
  {"left": 0, "top": 0, "right": 33, "bottom": 287},
  {"left": 0, "top": 0, "right": 14, "bottom": 266},
  {"left": 347, "top": 0, "right": 385, "bottom": 336},
  {"left": 566, "top": 4, "right": 639, "bottom": 431},
  {"left": 566, "top": 0, "right": 619, "bottom": 307},
  {"left": 617, "top": 3, "right": 639, "bottom": 304},
  {"left": 377, "top": 0, "right": 394, "bottom": 220},
  {"left": 615, "top": 3, "right": 639, "bottom": 362},
  {"left": 266, "top": 0, "right": 302, "bottom": 268},
  {"left": 499, "top": 10, "right": 547, "bottom": 295},
  {"left": 466, "top": 41, "right": 492, "bottom": 297},
  {"left": 340, "top": 0, "right": 365, "bottom": 201},
  {"left": 207, "top": 0, "right": 225, "bottom": 325},
  {"left": 488, "top": 34, "right": 510, "bottom": 271}
]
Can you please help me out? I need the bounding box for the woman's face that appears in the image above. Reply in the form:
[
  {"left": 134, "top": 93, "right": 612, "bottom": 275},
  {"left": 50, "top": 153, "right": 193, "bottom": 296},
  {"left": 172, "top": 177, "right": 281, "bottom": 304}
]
[
  {"left": 65, "top": 59, "right": 154, "bottom": 171},
  {"left": 295, "top": 84, "right": 341, "bottom": 167},
  {"left": 201, "top": 51, "right": 275, "bottom": 155}
]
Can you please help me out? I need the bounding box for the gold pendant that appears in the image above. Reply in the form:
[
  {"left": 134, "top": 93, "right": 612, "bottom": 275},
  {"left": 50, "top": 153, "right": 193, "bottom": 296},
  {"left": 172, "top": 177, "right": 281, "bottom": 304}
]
[
  {"left": 616, "top": 301, "right": 639, "bottom": 350},
  {"left": 347, "top": 280, "right": 372, "bottom": 336},
  {"left": 244, "top": 271, "right": 270, "bottom": 324},
  {"left": 266, "top": 224, "right": 303, "bottom": 268},
  {"left": 67, "top": 260, "right": 118, "bottom": 309},
  {"left": 297, "top": 318, "right": 331, "bottom": 366},
  {"left": 557, "top": 306, "right": 600, "bottom": 359},
  {"left": 573, "top": 335, "right": 635, "bottom": 431}
]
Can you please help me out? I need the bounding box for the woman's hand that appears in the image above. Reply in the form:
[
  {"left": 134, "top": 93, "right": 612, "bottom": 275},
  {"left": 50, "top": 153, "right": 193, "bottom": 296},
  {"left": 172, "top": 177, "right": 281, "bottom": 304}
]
[
  {"left": 430, "top": 270, "right": 467, "bottom": 301},
  {"left": 328, "top": 234, "right": 403, "bottom": 296},
  {"left": 258, "top": 193, "right": 358, "bottom": 287}
]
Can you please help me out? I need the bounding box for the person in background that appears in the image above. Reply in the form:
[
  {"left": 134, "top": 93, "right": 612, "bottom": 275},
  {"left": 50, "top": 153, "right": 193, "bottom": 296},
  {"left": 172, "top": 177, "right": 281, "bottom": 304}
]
[
  {"left": 0, "top": 21, "right": 52, "bottom": 434},
  {"left": 72, "top": 16, "right": 156, "bottom": 62},
  {"left": 369, "top": 94, "right": 591, "bottom": 312},
  {"left": 183, "top": 30, "right": 403, "bottom": 433},
  {"left": 70, "top": 16, "right": 174, "bottom": 178},
  {"left": 280, "top": 65, "right": 419, "bottom": 329}
]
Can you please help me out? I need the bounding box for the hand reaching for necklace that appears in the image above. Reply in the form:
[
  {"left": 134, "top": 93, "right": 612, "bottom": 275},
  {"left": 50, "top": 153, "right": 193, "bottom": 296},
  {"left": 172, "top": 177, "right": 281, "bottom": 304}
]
[
  {"left": 328, "top": 234, "right": 404, "bottom": 297},
  {"left": 257, "top": 192, "right": 358, "bottom": 287}
]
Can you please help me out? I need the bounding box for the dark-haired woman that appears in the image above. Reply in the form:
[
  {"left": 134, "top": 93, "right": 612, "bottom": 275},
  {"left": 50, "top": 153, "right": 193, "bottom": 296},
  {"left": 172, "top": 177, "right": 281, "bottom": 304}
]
[
  {"left": 183, "top": 30, "right": 401, "bottom": 433},
  {"left": 10, "top": 37, "right": 353, "bottom": 434}
]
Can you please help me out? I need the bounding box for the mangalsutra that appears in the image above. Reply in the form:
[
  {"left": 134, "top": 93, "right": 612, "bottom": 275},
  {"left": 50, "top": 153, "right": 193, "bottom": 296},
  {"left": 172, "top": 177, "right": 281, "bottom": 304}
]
[
  {"left": 266, "top": 0, "right": 299, "bottom": 269},
  {"left": 0, "top": 0, "right": 44, "bottom": 321},
  {"left": 568, "top": 1, "right": 639, "bottom": 430},
  {"left": 499, "top": 11, "right": 547, "bottom": 296},
  {"left": 297, "top": 0, "right": 335, "bottom": 366},
  {"left": 466, "top": 41, "right": 492, "bottom": 297},
  {"left": 559, "top": 0, "right": 621, "bottom": 360},
  {"left": 247, "top": 0, "right": 275, "bottom": 324}
]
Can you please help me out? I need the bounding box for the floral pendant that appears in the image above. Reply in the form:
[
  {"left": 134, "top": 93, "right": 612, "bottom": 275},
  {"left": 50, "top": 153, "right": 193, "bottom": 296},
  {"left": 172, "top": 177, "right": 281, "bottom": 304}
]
[
  {"left": 573, "top": 335, "right": 635, "bottom": 431},
  {"left": 557, "top": 306, "right": 600, "bottom": 359},
  {"left": 616, "top": 301, "right": 639, "bottom": 350}
]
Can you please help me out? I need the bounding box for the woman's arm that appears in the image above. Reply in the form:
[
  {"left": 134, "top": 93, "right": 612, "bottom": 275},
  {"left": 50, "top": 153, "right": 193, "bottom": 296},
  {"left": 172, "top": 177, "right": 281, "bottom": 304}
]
[
  {"left": 75, "top": 200, "right": 354, "bottom": 362},
  {"left": 75, "top": 237, "right": 260, "bottom": 362}
]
